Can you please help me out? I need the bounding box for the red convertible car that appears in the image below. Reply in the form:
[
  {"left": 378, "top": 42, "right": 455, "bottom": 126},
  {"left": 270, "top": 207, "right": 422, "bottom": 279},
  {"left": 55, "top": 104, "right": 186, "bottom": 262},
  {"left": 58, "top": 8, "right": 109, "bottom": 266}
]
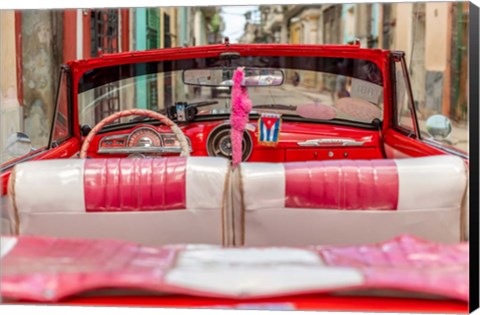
[{"left": 0, "top": 43, "right": 470, "bottom": 312}]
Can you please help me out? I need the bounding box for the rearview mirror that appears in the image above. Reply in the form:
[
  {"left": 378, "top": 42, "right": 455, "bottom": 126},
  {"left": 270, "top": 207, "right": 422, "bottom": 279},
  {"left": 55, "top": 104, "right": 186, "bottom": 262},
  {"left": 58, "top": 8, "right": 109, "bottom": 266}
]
[{"left": 182, "top": 68, "right": 284, "bottom": 87}]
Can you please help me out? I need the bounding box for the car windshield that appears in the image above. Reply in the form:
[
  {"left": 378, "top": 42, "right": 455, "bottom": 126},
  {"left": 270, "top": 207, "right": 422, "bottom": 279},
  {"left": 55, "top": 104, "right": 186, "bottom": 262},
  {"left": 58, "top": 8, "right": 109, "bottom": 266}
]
[{"left": 78, "top": 56, "right": 384, "bottom": 127}]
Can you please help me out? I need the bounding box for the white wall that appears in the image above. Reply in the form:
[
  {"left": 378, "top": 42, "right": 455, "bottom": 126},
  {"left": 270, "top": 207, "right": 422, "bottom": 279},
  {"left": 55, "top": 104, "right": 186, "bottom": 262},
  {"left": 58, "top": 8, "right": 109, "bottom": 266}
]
[
  {"left": 394, "top": 3, "right": 414, "bottom": 66},
  {"left": 425, "top": 3, "right": 449, "bottom": 72},
  {"left": 0, "top": 11, "right": 23, "bottom": 164}
]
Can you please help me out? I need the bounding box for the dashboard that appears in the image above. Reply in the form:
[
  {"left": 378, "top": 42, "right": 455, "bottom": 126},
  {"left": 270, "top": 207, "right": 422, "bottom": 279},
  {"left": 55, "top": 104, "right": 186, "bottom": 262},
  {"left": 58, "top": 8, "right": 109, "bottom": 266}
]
[{"left": 87, "top": 120, "right": 384, "bottom": 162}]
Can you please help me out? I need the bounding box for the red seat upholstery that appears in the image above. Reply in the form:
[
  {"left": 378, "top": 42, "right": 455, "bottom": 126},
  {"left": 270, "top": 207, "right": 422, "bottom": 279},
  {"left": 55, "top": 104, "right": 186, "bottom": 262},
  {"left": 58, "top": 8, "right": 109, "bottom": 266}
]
[
  {"left": 84, "top": 158, "right": 187, "bottom": 212},
  {"left": 284, "top": 160, "right": 398, "bottom": 210}
]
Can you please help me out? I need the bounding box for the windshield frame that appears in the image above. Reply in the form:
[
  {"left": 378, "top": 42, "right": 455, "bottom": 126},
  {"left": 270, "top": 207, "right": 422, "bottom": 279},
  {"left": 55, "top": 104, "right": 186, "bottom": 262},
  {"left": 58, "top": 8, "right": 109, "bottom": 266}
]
[
  {"left": 71, "top": 45, "right": 391, "bottom": 132},
  {"left": 77, "top": 55, "right": 385, "bottom": 128}
]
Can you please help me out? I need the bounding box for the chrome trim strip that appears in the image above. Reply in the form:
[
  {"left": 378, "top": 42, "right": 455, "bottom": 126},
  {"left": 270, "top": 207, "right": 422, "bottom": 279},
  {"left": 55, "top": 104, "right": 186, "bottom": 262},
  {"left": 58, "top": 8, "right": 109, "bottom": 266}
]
[
  {"left": 98, "top": 146, "right": 192, "bottom": 154},
  {"left": 422, "top": 139, "right": 469, "bottom": 160},
  {"left": 0, "top": 149, "right": 47, "bottom": 172},
  {"left": 99, "top": 134, "right": 129, "bottom": 148},
  {"left": 101, "top": 134, "right": 130, "bottom": 140},
  {"left": 297, "top": 138, "right": 365, "bottom": 147}
]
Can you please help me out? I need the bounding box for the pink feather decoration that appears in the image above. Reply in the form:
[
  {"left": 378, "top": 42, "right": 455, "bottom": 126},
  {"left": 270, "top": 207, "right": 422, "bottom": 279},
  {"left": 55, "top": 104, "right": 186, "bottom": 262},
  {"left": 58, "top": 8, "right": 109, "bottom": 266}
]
[{"left": 230, "top": 67, "right": 252, "bottom": 167}]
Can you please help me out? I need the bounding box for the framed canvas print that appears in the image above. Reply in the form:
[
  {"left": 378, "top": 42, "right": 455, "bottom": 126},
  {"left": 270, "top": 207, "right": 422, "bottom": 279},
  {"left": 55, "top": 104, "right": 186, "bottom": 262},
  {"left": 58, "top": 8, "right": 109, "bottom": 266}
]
[{"left": 1, "top": 1, "right": 479, "bottom": 313}]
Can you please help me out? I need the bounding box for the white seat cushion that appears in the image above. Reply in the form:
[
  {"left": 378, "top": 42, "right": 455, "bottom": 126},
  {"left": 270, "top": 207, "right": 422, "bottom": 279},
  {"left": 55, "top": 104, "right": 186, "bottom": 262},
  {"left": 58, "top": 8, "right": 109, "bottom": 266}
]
[
  {"left": 236, "top": 156, "right": 467, "bottom": 246},
  {"left": 8, "top": 157, "right": 230, "bottom": 246}
]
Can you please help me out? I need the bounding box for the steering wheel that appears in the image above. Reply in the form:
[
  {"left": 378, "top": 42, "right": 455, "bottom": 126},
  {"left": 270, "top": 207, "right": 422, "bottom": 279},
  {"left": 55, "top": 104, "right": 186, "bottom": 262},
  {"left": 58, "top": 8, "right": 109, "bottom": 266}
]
[{"left": 79, "top": 109, "right": 190, "bottom": 158}]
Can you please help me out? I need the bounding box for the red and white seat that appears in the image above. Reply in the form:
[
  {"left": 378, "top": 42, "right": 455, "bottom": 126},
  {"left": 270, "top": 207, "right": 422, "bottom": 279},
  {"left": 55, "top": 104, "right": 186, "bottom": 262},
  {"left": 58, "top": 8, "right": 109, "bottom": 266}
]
[
  {"left": 6, "top": 155, "right": 467, "bottom": 247},
  {"left": 7, "top": 157, "right": 231, "bottom": 246},
  {"left": 234, "top": 156, "right": 468, "bottom": 246}
]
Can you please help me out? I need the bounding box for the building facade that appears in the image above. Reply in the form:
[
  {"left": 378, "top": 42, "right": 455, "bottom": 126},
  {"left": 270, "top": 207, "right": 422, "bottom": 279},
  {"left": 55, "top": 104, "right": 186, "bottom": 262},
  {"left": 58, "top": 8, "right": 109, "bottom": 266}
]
[
  {"left": 1, "top": 7, "right": 224, "bottom": 162},
  {"left": 239, "top": 3, "right": 468, "bottom": 125},
  {"left": 1, "top": 11, "right": 23, "bottom": 163}
]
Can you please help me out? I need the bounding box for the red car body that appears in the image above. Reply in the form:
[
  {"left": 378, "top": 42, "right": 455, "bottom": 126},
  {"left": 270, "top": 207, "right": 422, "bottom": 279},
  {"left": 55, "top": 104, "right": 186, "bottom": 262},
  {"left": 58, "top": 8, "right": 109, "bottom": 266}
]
[{"left": 0, "top": 44, "right": 469, "bottom": 312}]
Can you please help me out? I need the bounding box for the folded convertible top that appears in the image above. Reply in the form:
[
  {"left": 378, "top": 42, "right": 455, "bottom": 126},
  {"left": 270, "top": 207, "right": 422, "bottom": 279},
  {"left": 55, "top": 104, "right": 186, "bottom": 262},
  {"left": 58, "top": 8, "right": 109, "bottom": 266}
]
[{"left": 0, "top": 234, "right": 468, "bottom": 302}]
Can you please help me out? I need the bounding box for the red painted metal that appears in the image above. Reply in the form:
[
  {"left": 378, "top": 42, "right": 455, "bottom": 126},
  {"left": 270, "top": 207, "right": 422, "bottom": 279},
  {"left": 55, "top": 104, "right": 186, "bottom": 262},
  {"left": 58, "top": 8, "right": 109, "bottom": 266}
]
[
  {"left": 68, "top": 44, "right": 390, "bottom": 68},
  {"left": 50, "top": 294, "right": 467, "bottom": 313},
  {"left": 381, "top": 56, "right": 393, "bottom": 133},
  {"left": 62, "top": 10, "right": 77, "bottom": 62},
  {"left": 384, "top": 129, "right": 448, "bottom": 157},
  {"left": 285, "top": 148, "right": 383, "bottom": 161},
  {"left": 71, "top": 74, "right": 82, "bottom": 142},
  {"left": 285, "top": 160, "right": 398, "bottom": 210},
  {"left": 68, "top": 45, "right": 390, "bottom": 94},
  {"left": 248, "top": 148, "right": 285, "bottom": 162},
  {"left": 84, "top": 158, "right": 186, "bottom": 212},
  {"left": 67, "top": 46, "right": 389, "bottom": 102},
  {"left": 14, "top": 11, "right": 23, "bottom": 106}
]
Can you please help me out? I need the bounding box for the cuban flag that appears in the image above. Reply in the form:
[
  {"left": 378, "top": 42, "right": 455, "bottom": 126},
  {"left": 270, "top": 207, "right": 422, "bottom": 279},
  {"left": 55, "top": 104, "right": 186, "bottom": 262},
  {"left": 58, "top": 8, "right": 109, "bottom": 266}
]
[{"left": 259, "top": 113, "right": 281, "bottom": 145}]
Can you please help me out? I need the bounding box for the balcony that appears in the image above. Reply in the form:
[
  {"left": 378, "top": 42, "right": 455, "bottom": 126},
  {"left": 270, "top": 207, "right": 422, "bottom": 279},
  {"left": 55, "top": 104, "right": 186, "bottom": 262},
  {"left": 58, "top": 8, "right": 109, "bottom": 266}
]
[{"left": 263, "top": 13, "right": 284, "bottom": 33}]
